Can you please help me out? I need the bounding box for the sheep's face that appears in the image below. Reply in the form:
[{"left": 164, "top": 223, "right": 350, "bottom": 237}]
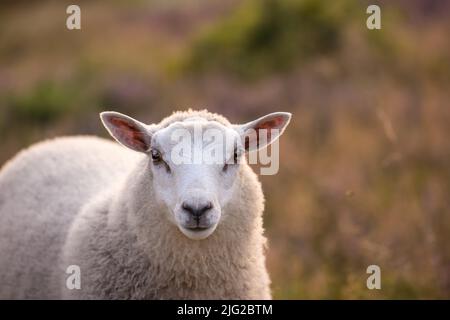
[
  {"left": 101, "top": 110, "right": 291, "bottom": 241},
  {"left": 148, "top": 119, "right": 242, "bottom": 240}
]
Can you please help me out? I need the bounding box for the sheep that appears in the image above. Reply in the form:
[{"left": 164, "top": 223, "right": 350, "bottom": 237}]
[{"left": 0, "top": 109, "right": 291, "bottom": 299}]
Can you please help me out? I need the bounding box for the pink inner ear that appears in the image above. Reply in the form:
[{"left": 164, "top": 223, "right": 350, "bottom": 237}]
[
  {"left": 254, "top": 117, "right": 284, "bottom": 148},
  {"left": 109, "top": 117, "right": 148, "bottom": 151},
  {"left": 257, "top": 117, "right": 284, "bottom": 130},
  {"left": 244, "top": 116, "right": 285, "bottom": 150}
]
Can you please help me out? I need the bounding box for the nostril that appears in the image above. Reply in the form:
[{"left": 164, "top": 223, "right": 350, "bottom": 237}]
[
  {"left": 182, "top": 201, "right": 213, "bottom": 217},
  {"left": 204, "top": 202, "right": 213, "bottom": 211},
  {"left": 197, "top": 202, "right": 213, "bottom": 217},
  {"left": 182, "top": 202, "right": 194, "bottom": 215}
]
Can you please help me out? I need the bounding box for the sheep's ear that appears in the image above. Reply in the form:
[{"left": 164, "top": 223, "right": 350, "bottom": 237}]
[
  {"left": 100, "top": 111, "right": 152, "bottom": 153},
  {"left": 235, "top": 112, "right": 292, "bottom": 152}
]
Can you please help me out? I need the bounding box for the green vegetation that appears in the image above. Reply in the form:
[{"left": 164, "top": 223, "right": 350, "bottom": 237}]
[
  {"left": 183, "top": 0, "right": 354, "bottom": 78},
  {"left": 10, "top": 81, "right": 75, "bottom": 124},
  {"left": 1, "top": 0, "right": 449, "bottom": 299}
]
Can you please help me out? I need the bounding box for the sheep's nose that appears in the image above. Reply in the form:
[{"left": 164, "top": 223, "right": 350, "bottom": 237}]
[{"left": 182, "top": 201, "right": 213, "bottom": 218}]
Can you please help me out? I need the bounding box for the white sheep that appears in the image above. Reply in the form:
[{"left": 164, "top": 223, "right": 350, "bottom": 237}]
[{"left": 0, "top": 109, "right": 291, "bottom": 299}]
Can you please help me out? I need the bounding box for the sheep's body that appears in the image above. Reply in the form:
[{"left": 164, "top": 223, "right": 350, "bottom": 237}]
[
  {"left": 0, "top": 111, "right": 271, "bottom": 299},
  {"left": 0, "top": 137, "right": 138, "bottom": 298}
]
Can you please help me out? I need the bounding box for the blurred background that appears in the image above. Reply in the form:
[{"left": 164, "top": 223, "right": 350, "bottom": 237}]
[{"left": 0, "top": 0, "right": 449, "bottom": 299}]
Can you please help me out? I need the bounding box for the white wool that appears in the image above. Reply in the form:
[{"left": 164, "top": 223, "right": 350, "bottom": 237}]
[{"left": 0, "top": 110, "right": 289, "bottom": 299}]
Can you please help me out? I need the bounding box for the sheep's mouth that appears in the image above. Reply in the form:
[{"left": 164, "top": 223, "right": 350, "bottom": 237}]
[
  {"left": 178, "top": 223, "right": 218, "bottom": 240},
  {"left": 184, "top": 226, "right": 210, "bottom": 232}
]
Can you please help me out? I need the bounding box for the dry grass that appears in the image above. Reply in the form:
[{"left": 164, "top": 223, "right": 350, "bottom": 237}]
[{"left": 0, "top": 0, "right": 449, "bottom": 299}]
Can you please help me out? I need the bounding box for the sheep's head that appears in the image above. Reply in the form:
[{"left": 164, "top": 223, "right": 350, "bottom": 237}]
[{"left": 100, "top": 110, "right": 291, "bottom": 240}]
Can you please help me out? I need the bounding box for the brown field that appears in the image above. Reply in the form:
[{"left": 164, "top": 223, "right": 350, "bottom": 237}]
[{"left": 0, "top": 0, "right": 449, "bottom": 298}]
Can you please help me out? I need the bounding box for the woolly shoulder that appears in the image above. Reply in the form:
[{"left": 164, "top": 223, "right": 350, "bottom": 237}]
[{"left": 0, "top": 136, "right": 131, "bottom": 178}]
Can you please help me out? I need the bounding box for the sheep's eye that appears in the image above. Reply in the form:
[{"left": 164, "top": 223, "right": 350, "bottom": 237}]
[
  {"left": 223, "top": 149, "right": 240, "bottom": 172},
  {"left": 151, "top": 149, "right": 162, "bottom": 162},
  {"left": 151, "top": 149, "right": 171, "bottom": 173}
]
